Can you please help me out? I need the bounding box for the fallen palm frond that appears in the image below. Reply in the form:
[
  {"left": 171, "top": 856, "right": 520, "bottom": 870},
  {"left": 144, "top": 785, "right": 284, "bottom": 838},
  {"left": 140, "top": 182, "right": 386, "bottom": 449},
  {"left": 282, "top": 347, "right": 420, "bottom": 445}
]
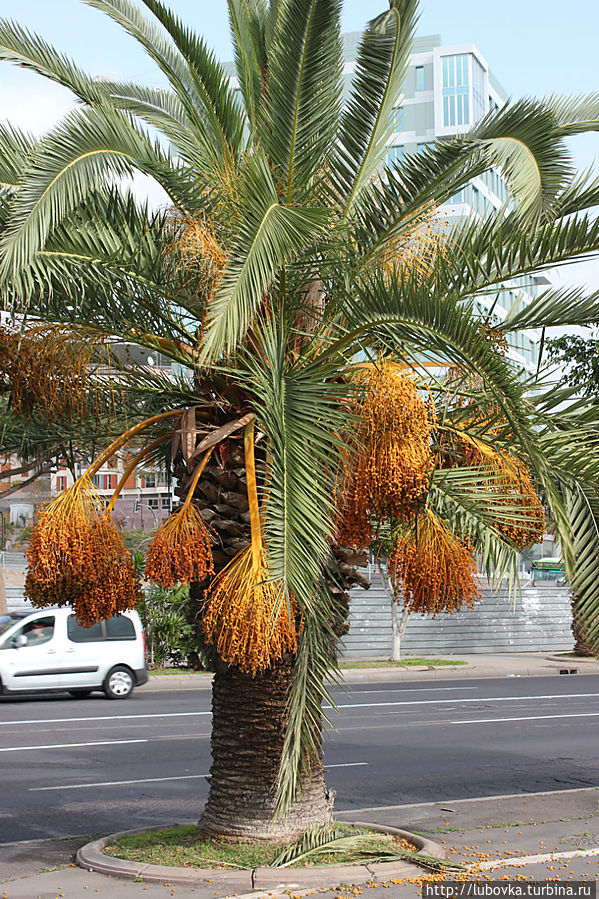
[
  {"left": 203, "top": 420, "right": 301, "bottom": 674},
  {"left": 25, "top": 476, "right": 140, "bottom": 625},
  {"left": 271, "top": 824, "right": 466, "bottom": 872},
  {"left": 388, "top": 509, "right": 480, "bottom": 615},
  {"left": 145, "top": 449, "right": 215, "bottom": 588}
]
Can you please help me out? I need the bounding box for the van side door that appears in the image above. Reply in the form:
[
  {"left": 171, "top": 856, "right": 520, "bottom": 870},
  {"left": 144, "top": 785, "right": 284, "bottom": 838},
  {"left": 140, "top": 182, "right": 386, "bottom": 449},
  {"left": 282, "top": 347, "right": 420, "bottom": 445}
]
[{"left": 62, "top": 615, "right": 106, "bottom": 688}]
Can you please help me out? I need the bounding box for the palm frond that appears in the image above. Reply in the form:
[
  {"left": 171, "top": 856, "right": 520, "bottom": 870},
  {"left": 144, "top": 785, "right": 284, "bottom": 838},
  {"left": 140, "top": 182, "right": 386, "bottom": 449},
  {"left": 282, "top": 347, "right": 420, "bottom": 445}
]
[
  {"left": 333, "top": 0, "right": 419, "bottom": 216},
  {"left": 546, "top": 91, "right": 599, "bottom": 136},
  {"left": 0, "top": 122, "right": 36, "bottom": 189},
  {"left": 0, "top": 104, "right": 186, "bottom": 282},
  {"left": 562, "top": 485, "right": 599, "bottom": 654},
  {"left": 471, "top": 99, "right": 573, "bottom": 224},
  {"left": 84, "top": 0, "right": 242, "bottom": 159},
  {"left": 227, "top": 0, "right": 265, "bottom": 134},
  {"left": 200, "top": 152, "right": 330, "bottom": 359},
  {"left": 499, "top": 286, "right": 599, "bottom": 334},
  {"left": 137, "top": 0, "right": 246, "bottom": 150},
  {"left": 264, "top": 0, "right": 342, "bottom": 202}
]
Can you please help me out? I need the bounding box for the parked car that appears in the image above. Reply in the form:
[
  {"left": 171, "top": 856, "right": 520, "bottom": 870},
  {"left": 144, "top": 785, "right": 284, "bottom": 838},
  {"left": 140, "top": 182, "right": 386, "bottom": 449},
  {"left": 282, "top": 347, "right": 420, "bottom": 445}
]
[{"left": 0, "top": 608, "right": 148, "bottom": 699}]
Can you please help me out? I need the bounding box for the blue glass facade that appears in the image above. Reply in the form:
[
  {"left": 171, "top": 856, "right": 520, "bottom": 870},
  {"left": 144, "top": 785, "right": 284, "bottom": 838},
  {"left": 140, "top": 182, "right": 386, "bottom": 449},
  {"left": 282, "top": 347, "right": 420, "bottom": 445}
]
[{"left": 442, "top": 54, "right": 470, "bottom": 126}]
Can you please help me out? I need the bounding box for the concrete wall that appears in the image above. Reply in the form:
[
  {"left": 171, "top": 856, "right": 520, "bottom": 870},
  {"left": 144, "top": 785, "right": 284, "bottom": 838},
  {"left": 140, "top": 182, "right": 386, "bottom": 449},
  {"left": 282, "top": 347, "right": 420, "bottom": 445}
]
[{"left": 340, "top": 568, "right": 575, "bottom": 658}]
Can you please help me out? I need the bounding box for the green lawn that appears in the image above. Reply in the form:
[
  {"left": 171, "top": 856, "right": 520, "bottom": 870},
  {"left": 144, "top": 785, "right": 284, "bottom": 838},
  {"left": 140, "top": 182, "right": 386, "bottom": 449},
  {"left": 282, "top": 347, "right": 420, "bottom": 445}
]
[
  {"left": 339, "top": 658, "right": 466, "bottom": 669},
  {"left": 104, "top": 823, "right": 417, "bottom": 869}
]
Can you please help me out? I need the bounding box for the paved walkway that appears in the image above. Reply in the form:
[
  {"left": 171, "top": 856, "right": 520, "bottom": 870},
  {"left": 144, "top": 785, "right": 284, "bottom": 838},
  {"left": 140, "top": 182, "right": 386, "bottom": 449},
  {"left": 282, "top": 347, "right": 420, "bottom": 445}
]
[{"left": 1, "top": 788, "right": 597, "bottom": 898}]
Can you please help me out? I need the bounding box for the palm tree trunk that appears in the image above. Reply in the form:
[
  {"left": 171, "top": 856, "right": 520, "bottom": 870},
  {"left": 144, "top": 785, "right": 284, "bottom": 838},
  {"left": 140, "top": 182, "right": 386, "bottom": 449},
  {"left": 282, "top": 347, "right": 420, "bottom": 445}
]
[{"left": 198, "top": 653, "right": 334, "bottom": 841}]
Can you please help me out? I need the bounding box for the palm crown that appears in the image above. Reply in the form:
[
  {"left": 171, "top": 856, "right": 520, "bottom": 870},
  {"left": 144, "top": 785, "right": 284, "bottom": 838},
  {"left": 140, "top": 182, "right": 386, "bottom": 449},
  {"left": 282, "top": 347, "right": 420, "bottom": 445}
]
[{"left": 1, "top": 0, "right": 599, "bottom": 836}]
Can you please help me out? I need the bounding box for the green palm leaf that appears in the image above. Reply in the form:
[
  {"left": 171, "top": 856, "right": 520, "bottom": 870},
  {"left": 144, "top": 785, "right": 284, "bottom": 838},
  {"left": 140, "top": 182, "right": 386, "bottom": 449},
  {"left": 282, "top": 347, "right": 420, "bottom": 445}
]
[
  {"left": 264, "top": 0, "right": 342, "bottom": 202},
  {"left": 333, "top": 0, "right": 418, "bottom": 216},
  {"left": 200, "top": 152, "right": 330, "bottom": 359},
  {"left": 0, "top": 104, "right": 184, "bottom": 281}
]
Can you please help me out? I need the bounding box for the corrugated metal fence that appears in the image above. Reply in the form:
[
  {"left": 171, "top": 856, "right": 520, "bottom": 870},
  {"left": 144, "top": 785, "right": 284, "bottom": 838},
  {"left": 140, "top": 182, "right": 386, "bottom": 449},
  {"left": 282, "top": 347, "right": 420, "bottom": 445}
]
[
  {"left": 340, "top": 567, "right": 574, "bottom": 657},
  {"left": 3, "top": 554, "right": 575, "bottom": 653}
]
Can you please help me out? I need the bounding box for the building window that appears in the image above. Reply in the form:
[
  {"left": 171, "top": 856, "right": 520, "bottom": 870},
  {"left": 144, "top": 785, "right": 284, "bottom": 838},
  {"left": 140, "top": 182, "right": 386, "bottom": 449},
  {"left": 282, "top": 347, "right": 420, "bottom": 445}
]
[
  {"left": 161, "top": 496, "right": 172, "bottom": 510},
  {"left": 472, "top": 56, "right": 486, "bottom": 122},
  {"left": 148, "top": 497, "right": 159, "bottom": 510},
  {"left": 391, "top": 106, "right": 404, "bottom": 131},
  {"left": 442, "top": 54, "right": 470, "bottom": 127},
  {"left": 56, "top": 475, "right": 67, "bottom": 492},
  {"left": 92, "top": 474, "right": 102, "bottom": 488},
  {"left": 387, "top": 145, "right": 405, "bottom": 167},
  {"left": 415, "top": 66, "right": 424, "bottom": 91},
  {"left": 102, "top": 474, "right": 117, "bottom": 491}
]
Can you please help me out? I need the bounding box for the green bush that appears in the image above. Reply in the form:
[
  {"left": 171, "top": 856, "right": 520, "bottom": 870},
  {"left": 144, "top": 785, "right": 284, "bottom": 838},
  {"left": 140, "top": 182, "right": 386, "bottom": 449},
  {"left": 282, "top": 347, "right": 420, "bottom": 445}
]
[{"left": 137, "top": 582, "right": 204, "bottom": 670}]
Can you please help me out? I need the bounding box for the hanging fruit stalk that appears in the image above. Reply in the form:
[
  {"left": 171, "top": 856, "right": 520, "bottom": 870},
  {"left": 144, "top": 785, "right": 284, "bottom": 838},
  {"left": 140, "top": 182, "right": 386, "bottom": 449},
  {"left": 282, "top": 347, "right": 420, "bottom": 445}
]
[
  {"left": 443, "top": 426, "right": 545, "bottom": 548},
  {"left": 145, "top": 448, "right": 215, "bottom": 588},
  {"left": 387, "top": 510, "right": 479, "bottom": 616},
  {"left": 337, "top": 362, "right": 433, "bottom": 548},
  {"left": 25, "top": 477, "right": 140, "bottom": 626},
  {"left": 203, "top": 420, "right": 300, "bottom": 675},
  {"left": 23, "top": 410, "right": 185, "bottom": 625}
]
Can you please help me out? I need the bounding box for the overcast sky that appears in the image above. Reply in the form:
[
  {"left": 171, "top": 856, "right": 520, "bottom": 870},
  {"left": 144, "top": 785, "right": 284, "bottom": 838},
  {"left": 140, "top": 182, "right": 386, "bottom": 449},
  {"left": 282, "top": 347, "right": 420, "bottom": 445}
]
[{"left": 0, "top": 0, "right": 597, "bottom": 298}]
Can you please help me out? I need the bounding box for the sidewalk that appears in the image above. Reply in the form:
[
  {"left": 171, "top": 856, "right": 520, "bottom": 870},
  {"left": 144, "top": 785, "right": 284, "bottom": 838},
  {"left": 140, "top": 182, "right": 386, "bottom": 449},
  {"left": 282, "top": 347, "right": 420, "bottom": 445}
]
[
  {"left": 2, "top": 788, "right": 597, "bottom": 898},
  {"left": 143, "top": 652, "right": 599, "bottom": 691}
]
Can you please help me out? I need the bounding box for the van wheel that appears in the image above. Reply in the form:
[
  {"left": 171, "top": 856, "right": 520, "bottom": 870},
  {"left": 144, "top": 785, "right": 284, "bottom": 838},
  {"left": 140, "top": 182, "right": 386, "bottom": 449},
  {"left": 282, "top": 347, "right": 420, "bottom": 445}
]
[
  {"left": 103, "top": 666, "right": 134, "bottom": 699},
  {"left": 69, "top": 690, "right": 93, "bottom": 699}
]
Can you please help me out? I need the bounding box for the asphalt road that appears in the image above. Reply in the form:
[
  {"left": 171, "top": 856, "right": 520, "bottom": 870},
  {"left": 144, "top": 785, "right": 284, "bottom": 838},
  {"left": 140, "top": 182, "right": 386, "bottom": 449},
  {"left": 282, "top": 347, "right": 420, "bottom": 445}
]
[{"left": 1, "top": 674, "right": 598, "bottom": 844}]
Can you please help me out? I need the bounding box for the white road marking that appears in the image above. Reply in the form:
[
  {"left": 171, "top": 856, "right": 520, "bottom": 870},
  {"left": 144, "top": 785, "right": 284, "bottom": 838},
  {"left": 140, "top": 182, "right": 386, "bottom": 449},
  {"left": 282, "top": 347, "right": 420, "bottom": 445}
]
[
  {"left": 29, "top": 762, "right": 368, "bottom": 792},
  {"left": 343, "top": 687, "right": 477, "bottom": 694},
  {"left": 336, "top": 784, "right": 599, "bottom": 814},
  {"left": 0, "top": 739, "right": 147, "bottom": 752},
  {"left": 478, "top": 847, "right": 599, "bottom": 870},
  {"left": 0, "top": 711, "right": 210, "bottom": 727},
  {"left": 326, "top": 692, "right": 599, "bottom": 710},
  {"left": 30, "top": 772, "right": 210, "bottom": 791},
  {"left": 2, "top": 692, "right": 597, "bottom": 729},
  {"left": 454, "top": 711, "right": 599, "bottom": 724}
]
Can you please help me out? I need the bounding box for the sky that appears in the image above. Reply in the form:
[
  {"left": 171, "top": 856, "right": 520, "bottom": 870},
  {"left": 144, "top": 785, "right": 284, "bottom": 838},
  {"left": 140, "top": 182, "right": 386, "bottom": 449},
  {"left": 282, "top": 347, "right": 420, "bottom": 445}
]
[{"left": 0, "top": 0, "right": 597, "bottom": 298}]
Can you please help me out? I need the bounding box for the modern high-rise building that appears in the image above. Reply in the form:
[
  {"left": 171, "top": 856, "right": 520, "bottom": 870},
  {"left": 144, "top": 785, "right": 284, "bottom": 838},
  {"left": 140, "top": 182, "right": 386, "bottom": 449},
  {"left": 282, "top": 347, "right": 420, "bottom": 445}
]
[{"left": 341, "top": 33, "right": 547, "bottom": 375}]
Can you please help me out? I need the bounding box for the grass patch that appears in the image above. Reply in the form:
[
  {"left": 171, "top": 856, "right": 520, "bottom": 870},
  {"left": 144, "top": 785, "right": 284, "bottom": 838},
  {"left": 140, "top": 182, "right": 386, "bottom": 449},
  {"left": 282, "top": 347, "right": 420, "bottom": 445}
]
[
  {"left": 148, "top": 659, "right": 466, "bottom": 675},
  {"left": 554, "top": 652, "right": 597, "bottom": 660},
  {"left": 147, "top": 667, "right": 208, "bottom": 676},
  {"left": 104, "top": 824, "right": 417, "bottom": 869},
  {"left": 339, "top": 658, "right": 466, "bottom": 669}
]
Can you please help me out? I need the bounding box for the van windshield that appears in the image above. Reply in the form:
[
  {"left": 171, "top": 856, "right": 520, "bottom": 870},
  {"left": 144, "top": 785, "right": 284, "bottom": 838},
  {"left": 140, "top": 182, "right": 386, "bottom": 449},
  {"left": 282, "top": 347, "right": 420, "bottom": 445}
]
[{"left": 0, "top": 614, "right": 23, "bottom": 637}]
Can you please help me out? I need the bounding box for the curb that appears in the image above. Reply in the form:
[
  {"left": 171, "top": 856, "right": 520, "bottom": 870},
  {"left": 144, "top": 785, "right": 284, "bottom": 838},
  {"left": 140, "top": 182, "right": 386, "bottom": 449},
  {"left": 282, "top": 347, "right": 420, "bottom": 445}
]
[{"left": 76, "top": 822, "right": 446, "bottom": 889}]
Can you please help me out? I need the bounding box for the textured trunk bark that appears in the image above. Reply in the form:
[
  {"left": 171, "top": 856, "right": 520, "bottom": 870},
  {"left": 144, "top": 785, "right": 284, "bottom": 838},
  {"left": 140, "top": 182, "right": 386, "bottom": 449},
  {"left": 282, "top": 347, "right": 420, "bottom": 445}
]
[
  {"left": 175, "top": 413, "right": 368, "bottom": 840},
  {"left": 198, "top": 653, "right": 334, "bottom": 841},
  {"left": 571, "top": 607, "right": 595, "bottom": 657}
]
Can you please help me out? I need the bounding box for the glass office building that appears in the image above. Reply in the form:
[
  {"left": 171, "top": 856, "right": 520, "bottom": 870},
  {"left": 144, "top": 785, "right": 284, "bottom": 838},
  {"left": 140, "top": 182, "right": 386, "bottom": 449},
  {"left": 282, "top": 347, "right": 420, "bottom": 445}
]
[{"left": 340, "top": 33, "right": 545, "bottom": 375}]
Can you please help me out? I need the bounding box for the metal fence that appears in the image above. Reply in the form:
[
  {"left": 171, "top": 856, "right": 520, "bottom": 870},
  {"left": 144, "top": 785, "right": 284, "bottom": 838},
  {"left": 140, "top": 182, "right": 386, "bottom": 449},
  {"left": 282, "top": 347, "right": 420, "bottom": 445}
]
[{"left": 339, "top": 567, "right": 574, "bottom": 657}]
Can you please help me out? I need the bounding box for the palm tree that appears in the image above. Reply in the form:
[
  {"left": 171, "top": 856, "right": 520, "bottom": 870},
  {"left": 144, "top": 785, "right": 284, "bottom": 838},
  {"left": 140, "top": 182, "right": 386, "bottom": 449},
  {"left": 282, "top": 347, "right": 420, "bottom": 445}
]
[{"left": 1, "top": 0, "right": 599, "bottom": 841}]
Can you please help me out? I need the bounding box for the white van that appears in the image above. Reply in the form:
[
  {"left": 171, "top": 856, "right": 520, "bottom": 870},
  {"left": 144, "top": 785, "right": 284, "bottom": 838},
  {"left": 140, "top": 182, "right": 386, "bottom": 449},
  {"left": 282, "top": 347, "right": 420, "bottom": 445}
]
[{"left": 0, "top": 608, "right": 148, "bottom": 699}]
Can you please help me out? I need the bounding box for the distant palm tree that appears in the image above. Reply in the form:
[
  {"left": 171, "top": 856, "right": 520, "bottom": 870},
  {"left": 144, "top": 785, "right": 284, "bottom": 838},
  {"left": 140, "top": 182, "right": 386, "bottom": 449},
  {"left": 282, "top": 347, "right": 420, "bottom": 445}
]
[{"left": 1, "top": 0, "right": 599, "bottom": 840}]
